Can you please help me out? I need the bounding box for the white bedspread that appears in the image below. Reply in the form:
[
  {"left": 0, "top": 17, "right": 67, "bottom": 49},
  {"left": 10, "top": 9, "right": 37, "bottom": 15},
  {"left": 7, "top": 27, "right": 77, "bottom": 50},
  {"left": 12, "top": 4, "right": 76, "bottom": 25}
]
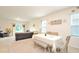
[{"left": 33, "top": 34, "right": 62, "bottom": 44}]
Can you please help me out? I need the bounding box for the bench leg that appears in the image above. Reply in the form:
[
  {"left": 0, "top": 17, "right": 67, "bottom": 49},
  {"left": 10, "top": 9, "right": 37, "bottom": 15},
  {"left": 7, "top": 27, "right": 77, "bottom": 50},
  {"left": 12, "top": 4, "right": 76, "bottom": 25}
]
[{"left": 47, "top": 46, "right": 53, "bottom": 53}]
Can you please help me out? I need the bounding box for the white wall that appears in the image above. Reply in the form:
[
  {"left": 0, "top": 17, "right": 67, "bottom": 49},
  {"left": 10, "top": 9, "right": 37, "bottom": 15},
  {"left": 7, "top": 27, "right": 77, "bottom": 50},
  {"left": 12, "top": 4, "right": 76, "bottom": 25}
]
[
  {"left": 0, "top": 19, "right": 29, "bottom": 35},
  {"left": 41, "top": 7, "right": 79, "bottom": 48},
  {"left": 28, "top": 18, "right": 41, "bottom": 33}
]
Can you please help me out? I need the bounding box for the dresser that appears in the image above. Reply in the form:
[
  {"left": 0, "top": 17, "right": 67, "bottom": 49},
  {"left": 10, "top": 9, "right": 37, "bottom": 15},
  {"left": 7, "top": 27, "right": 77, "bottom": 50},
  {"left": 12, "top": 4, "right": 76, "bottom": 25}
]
[{"left": 15, "top": 32, "right": 33, "bottom": 41}]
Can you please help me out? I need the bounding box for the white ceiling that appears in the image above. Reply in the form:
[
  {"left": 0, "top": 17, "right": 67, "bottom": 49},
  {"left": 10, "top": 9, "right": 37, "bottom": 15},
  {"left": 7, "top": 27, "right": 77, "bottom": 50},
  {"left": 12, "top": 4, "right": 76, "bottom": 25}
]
[{"left": 0, "top": 6, "right": 69, "bottom": 21}]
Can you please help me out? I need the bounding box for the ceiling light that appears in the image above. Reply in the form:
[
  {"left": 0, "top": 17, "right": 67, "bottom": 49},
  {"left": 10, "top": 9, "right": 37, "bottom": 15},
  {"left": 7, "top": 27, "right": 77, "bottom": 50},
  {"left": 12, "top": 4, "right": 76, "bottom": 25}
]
[{"left": 14, "top": 17, "right": 27, "bottom": 21}]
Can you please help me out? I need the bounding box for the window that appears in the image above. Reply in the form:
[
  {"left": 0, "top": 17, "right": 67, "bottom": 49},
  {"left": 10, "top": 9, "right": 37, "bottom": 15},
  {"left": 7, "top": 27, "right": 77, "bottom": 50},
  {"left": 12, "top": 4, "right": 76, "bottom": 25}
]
[
  {"left": 15, "top": 23, "right": 24, "bottom": 32},
  {"left": 71, "top": 13, "right": 79, "bottom": 36},
  {"left": 41, "top": 20, "right": 47, "bottom": 33}
]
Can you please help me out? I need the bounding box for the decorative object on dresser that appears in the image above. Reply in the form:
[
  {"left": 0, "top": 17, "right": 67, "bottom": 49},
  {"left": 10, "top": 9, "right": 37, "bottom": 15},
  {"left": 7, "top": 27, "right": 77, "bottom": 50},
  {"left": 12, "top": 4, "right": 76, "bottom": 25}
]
[
  {"left": 23, "top": 25, "right": 25, "bottom": 28},
  {"left": 23, "top": 24, "right": 25, "bottom": 32},
  {"left": 13, "top": 24, "right": 15, "bottom": 27}
]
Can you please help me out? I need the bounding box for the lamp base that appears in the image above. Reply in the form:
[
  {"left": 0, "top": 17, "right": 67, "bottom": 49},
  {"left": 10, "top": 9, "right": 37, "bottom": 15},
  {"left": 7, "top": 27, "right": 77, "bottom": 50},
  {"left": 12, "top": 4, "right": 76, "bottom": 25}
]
[{"left": 45, "top": 33, "right": 47, "bottom": 36}]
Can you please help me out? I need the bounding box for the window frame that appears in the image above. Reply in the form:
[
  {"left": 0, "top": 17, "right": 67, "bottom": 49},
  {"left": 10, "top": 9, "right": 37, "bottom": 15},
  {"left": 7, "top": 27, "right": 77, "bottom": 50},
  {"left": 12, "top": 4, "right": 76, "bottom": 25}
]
[
  {"left": 70, "top": 12, "right": 79, "bottom": 36},
  {"left": 41, "top": 19, "right": 47, "bottom": 33}
]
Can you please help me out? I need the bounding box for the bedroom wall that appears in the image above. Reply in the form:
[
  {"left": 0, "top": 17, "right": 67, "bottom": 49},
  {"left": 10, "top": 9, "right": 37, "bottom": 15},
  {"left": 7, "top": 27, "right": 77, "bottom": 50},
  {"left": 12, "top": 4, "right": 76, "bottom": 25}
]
[
  {"left": 0, "top": 19, "right": 29, "bottom": 35},
  {"left": 41, "top": 7, "right": 79, "bottom": 48},
  {"left": 28, "top": 18, "right": 41, "bottom": 33},
  {"left": 42, "top": 7, "right": 79, "bottom": 39}
]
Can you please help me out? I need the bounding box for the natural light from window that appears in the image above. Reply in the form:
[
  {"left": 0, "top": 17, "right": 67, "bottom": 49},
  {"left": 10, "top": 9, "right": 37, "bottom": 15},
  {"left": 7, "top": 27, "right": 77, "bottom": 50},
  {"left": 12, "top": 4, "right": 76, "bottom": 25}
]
[
  {"left": 41, "top": 19, "right": 47, "bottom": 33},
  {"left": 71, "top": 13, "right": 79, "bottom": 36}
]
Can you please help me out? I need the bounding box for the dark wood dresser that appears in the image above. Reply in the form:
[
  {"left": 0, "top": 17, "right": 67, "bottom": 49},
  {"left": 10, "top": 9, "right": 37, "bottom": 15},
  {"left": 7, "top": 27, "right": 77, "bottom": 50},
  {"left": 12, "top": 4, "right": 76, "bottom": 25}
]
[{"left": 15, "top": 32, "right": 33, "bottom": 41}]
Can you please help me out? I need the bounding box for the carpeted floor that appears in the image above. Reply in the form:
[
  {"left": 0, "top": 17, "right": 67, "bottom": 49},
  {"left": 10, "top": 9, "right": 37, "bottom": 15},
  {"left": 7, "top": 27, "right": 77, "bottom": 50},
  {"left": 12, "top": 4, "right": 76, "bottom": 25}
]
[
  {"left": 0, "top": 38, "right": 79, "bottom": 53},
  {"left": 0, "top": 38, "right": 45, "bottom": 53}
]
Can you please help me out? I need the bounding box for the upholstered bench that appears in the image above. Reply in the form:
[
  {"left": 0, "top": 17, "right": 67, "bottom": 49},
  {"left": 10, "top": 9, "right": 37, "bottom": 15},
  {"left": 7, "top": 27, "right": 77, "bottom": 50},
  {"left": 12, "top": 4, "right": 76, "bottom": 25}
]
[{"left": 34, "top": 39, "right": 49, "bottom": 52}]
